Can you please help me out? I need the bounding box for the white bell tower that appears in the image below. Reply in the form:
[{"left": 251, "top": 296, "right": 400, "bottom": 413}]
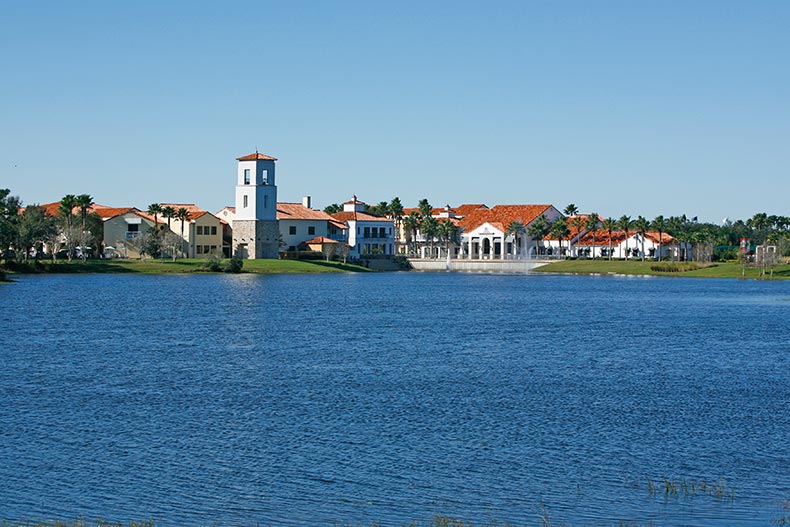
[{"left": 232, "top": 151, "right": 279, "bottom": 259}]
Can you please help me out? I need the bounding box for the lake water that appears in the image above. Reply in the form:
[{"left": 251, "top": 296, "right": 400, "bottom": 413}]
[{"left": 1, "top": 272, "right": 789, "bottom": 526}]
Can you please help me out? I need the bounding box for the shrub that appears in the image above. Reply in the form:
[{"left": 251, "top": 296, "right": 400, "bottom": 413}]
[
  {"left": 202, "top": 254, "right": 223, "bottom": 272},
  {"left": 223, "top": 257, "right": 244, "bottom": 273}
]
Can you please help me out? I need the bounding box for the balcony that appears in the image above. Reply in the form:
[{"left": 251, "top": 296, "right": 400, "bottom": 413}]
[{"left": 125, "top": 232, "right": 141, "bottom": 240}]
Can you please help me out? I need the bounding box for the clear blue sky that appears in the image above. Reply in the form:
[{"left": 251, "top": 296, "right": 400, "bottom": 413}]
[{"left": 2, "top": 1, "right": 788, "bottom": 222}]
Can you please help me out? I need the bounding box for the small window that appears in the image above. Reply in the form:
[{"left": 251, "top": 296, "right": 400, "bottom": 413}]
[
  {"left": 210, "top": 245, "right": 217, "bottom": 253},
  {"left": 197, "top": 245, "right": 204, "bottom": 254},
  {"left": 364, "top": 227, "right": 370, "bottom": 238},
  {"left": 289, "top": 226, "right": 296, "bottom": 235},
  {"left": 264, "top": 195, "right": 268, "bottom": 208},
  {"left": 204, "top": 245, "right": 210, "bottom": 253},
  {"left": 308, "top": 226, "right": 315, "bottom": 235},
  {"left": 127, "top": 224, "right": 139, "bottom": 232},
  {"left": 261, "top": 169, "right": 268, "bottom": 184},
  {"left": 196, "top": 226, "right": 203, "bottom": 235},
  {"left": 210, "top": 226, "right": 217, "bottom": 235},
  {"left": 243, "top": 195, "right": 248, "bottom": 208},
  {"left": 244, "top": 169, "right": 250, "bottom": 185}
]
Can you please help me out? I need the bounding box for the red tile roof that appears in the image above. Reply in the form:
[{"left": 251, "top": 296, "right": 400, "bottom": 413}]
[
  {"left": 158, "top": 203, "right": 211, "bottom": 222},
  {"left": 331, "top": 211, "right": 391, "bottom": 223},
  {"left": 276, "top": 203, "right": 335, "bottom": 221},
  {"left": 236, "top": 152, "right": 278, "bottom": 161},
  {"left": 458, "top": 204, "right": 553, "bottom": 232},
  {"left": 576, "top": 230, "right": 675, "bottom": 246},
  {"left": 303, "top": 236, "right": 342, "bottom": 245}
]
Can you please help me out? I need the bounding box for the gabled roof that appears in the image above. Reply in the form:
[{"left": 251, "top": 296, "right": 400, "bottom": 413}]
[
  {"left": 157, "top": 203, "right": 211, "bottom": 222},
  {"left": 276, "top": 202, "right": 335, "bottom": 221},
  {"left": 458, "top": 204, "right": 554, "bottom": 232},
  {"left": 236, "top": 152, "right": 278, "bottom": 161}
]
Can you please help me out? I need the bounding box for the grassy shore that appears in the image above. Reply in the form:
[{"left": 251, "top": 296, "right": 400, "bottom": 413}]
[
  {"left": 1, "top": 258, "right": 371, "bottom": 276},
  {"left": 533, "top": 259, "right": 790, "bottom": 279}
]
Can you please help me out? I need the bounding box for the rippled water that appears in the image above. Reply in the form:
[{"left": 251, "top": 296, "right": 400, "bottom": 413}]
[{"left": 1, "top": 272, "right": 789, "bottom": 526}]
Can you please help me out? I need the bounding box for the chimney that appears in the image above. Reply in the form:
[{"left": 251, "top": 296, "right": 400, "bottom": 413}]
[{"left": 302, "top": 195, "right": 312, "bottom": 209}]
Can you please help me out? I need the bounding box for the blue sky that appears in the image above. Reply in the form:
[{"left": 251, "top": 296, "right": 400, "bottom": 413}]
[{"left": 1, "top": 1, "right": 788, "bottom": 222}]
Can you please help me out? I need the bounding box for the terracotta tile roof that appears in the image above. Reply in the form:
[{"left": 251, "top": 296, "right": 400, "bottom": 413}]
[
  {"left": 93, "top": 206, "right": 137, "bottom": 219},
  {"left": 575, "top": 230, "right": 675, "bottom": 246},
  {"left": 328, "top": 220, "right": 347, "bottom": 230},
  {"left": 303, "top": 236, "right": 342, "bottom": 245},
  {"left": 544, "top": 214, "right": 596, "bottom": 241},
  {"left": 158, "top": 203, "right": 214, "bottom": 222},
  {"left": 276, "top": 202, "right": 335, "bottom": 221},
  {"left": 401, "top": 203, "right": 488, "bottom": 218},
  {"left": 458, "top": 204, "right": 553, "bottom": 232},
  {"left": 331, "top": 211, "right": 391, "bottom": 223},
  {"left": 38, "top": 202, "right": 133, "bottom": 219},
  {"left": 236, "top": 152, "right": 278, "bottom": 161}
]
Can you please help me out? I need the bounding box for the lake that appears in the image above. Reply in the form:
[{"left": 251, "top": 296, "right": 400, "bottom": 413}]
[{"left": 1, "top": 272, "right": 789, "bottom": 526}]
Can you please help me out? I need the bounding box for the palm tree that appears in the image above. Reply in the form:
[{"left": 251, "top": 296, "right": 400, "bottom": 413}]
[
  {"left": 438, "top": 219, "right": 458, "bottom": 260},
  {"left": 389, "top": 197, "right": 404, "bottom": 247},
  {"left": 585, "top": 213, "right": 600, "bottom": 259},
  {"left": 176, "top": 207, "right": 190, "bottom": 257},
  {"left": 58, "top": 194, "right": 78, "bottom": 261},
  {"left": 568, "top": 215, "right": 584, "bottom": 257},
  {"left": 418, "top": 198, "right": 432, "bottom": 219},
  {"left": 402, "top": 212, "right": 420, "bottom": 256},
  {"left": 632, "top": 216, "right": 649, "bottom": 261},
  {"left": 617, "top": 215, "right": 632, "bottom": 260},
  {"left": 75, "top": 194, "right": 94, "bottom": 261},
  {"left": 527, "top": 214, "right": 550, "bottom": 258},
  {"left": 421, "top": 215, "right": 439, "bottom": 258},
  {"left": 563, "top": 203, "right": 579, "bottom": 217},
  {"left": 550, "top": 217, "right": 570, "bottom": 258},
  {"left": 667, "top": 215, "right": 689, "bottom": 261},
  {"left": 147, "top": 203, "right": 162, "bottom": 230},
  {"left": 505, "top": 220, "right": 526, "bottom": 258},
  {"left": 651, "top": 215, "right": 666, "bottom": 261},
  {"left": 161, "top": 206, "right": 176, "bottom": 231},
  {"left": 602, "top": 217, "right": 617, "bottom": 260}
]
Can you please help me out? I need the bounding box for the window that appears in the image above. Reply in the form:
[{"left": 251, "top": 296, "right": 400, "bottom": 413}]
[
  {"left": 197, "top": 245, "right": 204, "bottom": 254},
  {"left": 210, "top": 226, "right": 217, "bottom": 235},
  {"left": 264, "top": 195, "right": 268, "bottom": 208},
  {"left": 127, "top": 224, "right": 139, "bottom": 232},
  {"left": 210, "top": 245, "right": 217, "bottom": 253},
  {"left": 243, "top": 195, "right": 248, "bottom": 208},
  {"left": 289, "top": 226, "right": 296, "bottom": 235},
  {"left": 197, "top": 226, "right": 203, "bottom": 235},
  {"left": 308, "top": 226, "right": 315, "bottom": 235},
  {"left": 364, "top": 227, "right": 370, "bottom": 238},
  {"left": 204, "top": 245, "right": 210, "bottom": 253},
  {"left": 261, "top": 169, "right": 268, "bottom": 184},
  {"left": 244, "top": 169, "right": 250, "bottom": 185}
]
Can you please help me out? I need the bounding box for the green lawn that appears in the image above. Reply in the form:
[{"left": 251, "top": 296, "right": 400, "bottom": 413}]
[
  {"left": 533, "top": 259, "right": 790, "bottom": 279},
  {"left": 1, "top": 258, "right": 371, "bottom": 275}
]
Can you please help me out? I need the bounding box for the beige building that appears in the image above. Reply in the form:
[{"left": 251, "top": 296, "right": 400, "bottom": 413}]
[
  {"left": 159, "top": 203, "right": 224, "bottom": 258},
  {"left": 95, "top": 207, "right": 157, "bottom": 259}
]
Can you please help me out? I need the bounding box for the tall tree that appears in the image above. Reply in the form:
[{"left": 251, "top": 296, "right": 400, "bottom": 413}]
[
  {"left": 617, "top": 215, "right": 632, "bottom": 260},
  {"left": 602, "top": 217, "right": 617, "bottom": 260},
  {"left": 584, "top": 213, "right": 600, "bottom": 259},
  {"left": 568, "top": 215, "right": 584, "bottom": 257},
  {"left": 16, "top": 205, "right": 58, "bottom": 262},
  {"left": 323, "top": 203, "right": 342, "bottom": 214},
  {"left": 161, "top": 205, "right": 176, "bottom": 231},
  {"left": 418, "top": 198, "right": 432, "bottom": 219},
  {"left": 0, "top": 189, "right": 22, "bottom": 263},
  {"left": 58, "top": 194, "right": 78, "bottom": 261},
  {"left": 632, "top": 216, "right": 649, "bottom": 261},
  {"left": 147, "top": 203, "right": 162, "bottom": 230},
  {"left": 550, "top": 217, "right": 570, "bottom": 257},
  {"left": 389, "top": 197, "right": 404, "bottom": 248},
  {"left": 402, "top": 212, "right": 420, "bottom": 256},
  {"left": 651, "top": 215, "right": 666, "bottom": 261},
  {"left": 75, "top": 194, "right": 94, "bottom": 261},
  {"left": 563, "top": 203, "right": 579, "bottom": 217},
  {"left": 438, "top": 219, "right": 458, "bottom": 259},
  {"left": 527, "top": 214, "right": 550, "bottom": 258},
  {"left": 421, "top": 215, "right": 439, "bottom": 258},
  {"left": 506, "top": 220, "right": 526, "bottom": 258},
  {"left": 176, "top": 207, "right": 191, "bottom": 258}
]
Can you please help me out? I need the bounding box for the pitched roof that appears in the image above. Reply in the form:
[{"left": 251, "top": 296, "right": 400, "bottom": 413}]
[
  {"left": 303, "top": 236, "right": 342, "bottom": 245},
  {"left": 575, "top": 230, "right": 675, "bottom": 246},
  {"left": 331, "top": 211, "right": 391, "bottom": 223},
  {"left": 276, "top": 202, "right": 335, "bottom": 221},
  {"left": 158, "top": 203, "right": 211, "bottom": 222},
  {"left": 401, "top": 203, "right": 488, "bottom": 219},
  {"left": 236, "top": 152, "right": 278, "bottom": 161},
  {"left": 458, "top": 204, "right": 553, "bottom": 232}
]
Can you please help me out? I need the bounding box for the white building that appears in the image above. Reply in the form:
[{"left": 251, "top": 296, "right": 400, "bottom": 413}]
[
  {"left": 457, "top": 204, "right": 563, "bottom": 259},
  {"left": 331, "top": 196, "right": 395, "bottom": 257},
  {"left": 232, "top": 151, "right": 279, "bottom": 259},
  {"left": 277, "top": 197, "right": 339, "bottom": 251}
]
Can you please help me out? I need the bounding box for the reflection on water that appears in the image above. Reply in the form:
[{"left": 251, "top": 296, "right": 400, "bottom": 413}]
[{"left": 1, "top": 273, "right": 789, "bottom": 526}]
